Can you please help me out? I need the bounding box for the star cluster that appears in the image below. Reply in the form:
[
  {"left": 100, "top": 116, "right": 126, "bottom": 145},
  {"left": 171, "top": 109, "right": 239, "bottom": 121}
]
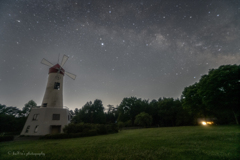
[{"left": 0, "top": 0, "right": 239, "bottom": 109}]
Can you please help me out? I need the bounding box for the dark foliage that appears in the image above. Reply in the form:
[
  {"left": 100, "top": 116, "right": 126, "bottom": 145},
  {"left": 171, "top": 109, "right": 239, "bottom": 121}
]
[
  {"left": 0, "top": 100, "right": 37, "bottom": 133},
  {"left": 0, "top": 135, "right": 14, "bottom": 142},
  {"left": 63, "top": 123, "right": 118, "bottom": 134},
  {"left": 134, "top": 112, "right": 152, "bottom": 127},
  {"left": 117, "top": 97, "right": 191, "bottom": 127},
  {"left": 0, "top": 104, "right": 28, "bottom": 133},
  {"left": 182, "top": 64, "right": 240, "bottom": 125},
  {"left": 41, "top": 123, "right": 118, "bottom": 139},
  {"left": 72, "top": 100, "right": 106, "bottom": 124}
]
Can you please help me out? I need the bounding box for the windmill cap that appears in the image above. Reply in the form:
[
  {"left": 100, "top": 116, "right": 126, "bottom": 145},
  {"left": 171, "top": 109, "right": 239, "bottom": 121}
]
[{"left": 49, "top": 64, "right": 65, "bottom": 75}]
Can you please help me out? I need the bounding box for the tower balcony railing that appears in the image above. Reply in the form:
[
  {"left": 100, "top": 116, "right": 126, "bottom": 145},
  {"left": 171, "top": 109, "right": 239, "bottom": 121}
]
[
  {"left": 63, "top": 106, "right": 69, "bottom": 110},
  {"left": 39, "top": 106, "right": 69, "bottom": 109}
]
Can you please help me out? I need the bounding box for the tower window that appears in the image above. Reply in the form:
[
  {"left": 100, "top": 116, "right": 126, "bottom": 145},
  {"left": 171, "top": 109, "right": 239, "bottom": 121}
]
[
  {"left": 52, "top": 114, "right": 60, "bottom": 120},
  {"left": 32, "top": 114, "right": 39, "bottom": 121},
  {"left": 54, "top": 82, "right": 60, "bottom": 90},
  {"left": 34, "top": 125, "right": 39, "bottom": 133},
  {"left": 42, "top": 103, "right": 47, "bottom": 107},
  {"left": 25, "top": 126, "right": 30, "bottom": 133}
]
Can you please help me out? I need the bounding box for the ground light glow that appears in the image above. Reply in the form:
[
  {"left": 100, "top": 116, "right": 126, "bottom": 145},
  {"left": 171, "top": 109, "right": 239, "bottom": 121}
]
[
  {"left": 201, "top": 121, "right": 214, "bottom": 125},
  {"left": 207, "top": 121, "right": 214, "bottom": 125}
]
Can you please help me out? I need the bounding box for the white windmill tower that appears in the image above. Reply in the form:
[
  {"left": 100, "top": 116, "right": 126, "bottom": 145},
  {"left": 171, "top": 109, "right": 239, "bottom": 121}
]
[{"left": 21, "top": 55, "right": 76, "bottom": 136}]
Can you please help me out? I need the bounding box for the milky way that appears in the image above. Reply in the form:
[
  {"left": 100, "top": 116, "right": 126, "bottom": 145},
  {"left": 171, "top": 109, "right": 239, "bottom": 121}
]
[{"left": 0, "top": 0, "right": 239, "bottom": 110}]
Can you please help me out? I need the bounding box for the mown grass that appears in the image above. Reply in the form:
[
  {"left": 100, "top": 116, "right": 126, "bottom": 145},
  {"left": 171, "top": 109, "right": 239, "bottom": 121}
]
[{"left": 0, "top": 126, "right": 239, "bottom": 160}]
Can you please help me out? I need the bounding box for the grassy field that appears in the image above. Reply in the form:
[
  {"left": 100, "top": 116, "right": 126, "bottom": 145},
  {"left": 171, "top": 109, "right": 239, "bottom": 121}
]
[{"left": 0, "top": 126, "right": 239, "bottom": 160}]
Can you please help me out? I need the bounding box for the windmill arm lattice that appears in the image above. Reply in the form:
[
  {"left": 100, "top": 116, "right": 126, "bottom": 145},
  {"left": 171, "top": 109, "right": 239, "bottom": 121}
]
[
  {"left": 41, "top": 55, "right": 76, "bottom": 80},
  {"left": 61, "top": 55, "right": 69, "bottom": 67},
  {"left": 41, "top": 58, "right": 54, "bottom": 67},
  {"left": 65, "top": 71, "right": 76, "bottom": 80}
]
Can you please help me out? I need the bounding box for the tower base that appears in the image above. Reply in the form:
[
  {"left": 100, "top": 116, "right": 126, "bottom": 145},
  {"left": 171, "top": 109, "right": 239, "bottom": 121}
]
[{"left": 21, "top": 108, "right": 70, "bottom": 136}]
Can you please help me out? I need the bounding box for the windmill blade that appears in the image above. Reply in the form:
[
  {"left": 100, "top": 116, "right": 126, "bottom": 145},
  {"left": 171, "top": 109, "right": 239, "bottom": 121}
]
[
  {"left": 65, "top": 71, "right": 76, "bottom": 80},
  {"left": 41, "top": 58, "right": 54, "bottom": 67},
  {"left": 61, "top": 55, "right": 69, "bottom": 67}
]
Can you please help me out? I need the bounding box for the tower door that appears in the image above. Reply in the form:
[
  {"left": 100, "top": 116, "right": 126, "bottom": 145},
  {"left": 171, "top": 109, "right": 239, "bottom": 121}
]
[{"left": 51, "top": 125, "right": 61, "bottom": 134}]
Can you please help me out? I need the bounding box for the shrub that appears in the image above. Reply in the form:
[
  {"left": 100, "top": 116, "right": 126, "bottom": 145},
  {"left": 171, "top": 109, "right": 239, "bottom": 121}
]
[
  {"left": 63, "top": 123, "right": 118, "bottom": 134},
  {"left": 134, "top": 112, "right": 152, "bottom": 127},
  {"left": 96, "top": 124, "right": 107, "bottom": 135},
  {"left": 41, "top": 123, "right": 118, "bottom": 139},
  {"left": 87, "top": 129, "right": 98, "bottom": 136},
  {"left": 4, "top": 132, "right": 21, "bottom": 136},
  {"left": 109, "top": 123, "right": 118, "bottom": 133},
  {"left": 118, "top": 121, "right": 124, "bottom": 130},
  {"left": 0, "top": 135, "right": 14, "bottom": 142},
  {"left": 124, "top": 120, "right": 132, "bottom": 127}
]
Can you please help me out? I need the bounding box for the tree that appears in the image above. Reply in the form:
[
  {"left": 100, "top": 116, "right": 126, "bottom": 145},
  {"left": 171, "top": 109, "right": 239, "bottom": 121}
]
[
  {"left": 107, "top": 105, "right": 114, "bottom": 113},
  {"left": 0, "top": 104, "right": 27, "bottom": 132},
  {"left": 21, "top": 100, "right": 37, "bottom": 117},
  {"left": 157, "top": 98, "right": 183, "bottom": 127},
  {"left": 74, "top": 108, "right": 79, "bottom": 115},
  {"left": 69, "top": 110, "right": 74, "bottom": 116},
  {"left": 0, "top": 104, "right": 21, "bottom": 117},
  {"left": 92, "top": 99, "right": 106, "bottom": 124},
  {"left": 181, "top": 65, "right": 239, "bottom": 125},
  {"left": 106, "top": 105, "right": 118, "bottom": 123},
  {"left": 198, "top": 65, "right": 240, "bottom": 124},
  {"left": 134, "top": 112, "right": 152, "bottom": 127},
  {"left": 72, "top": 99, "right": 106, "bottom": 124},
  {"left": 118, "top": 97, "right": 146, "bottom": 126},
  {"left": 147, "top": 99, "right": 159, "bottom": 126},
  {"left": 181, "top": 83, "right": 210, "bottom": 124}
]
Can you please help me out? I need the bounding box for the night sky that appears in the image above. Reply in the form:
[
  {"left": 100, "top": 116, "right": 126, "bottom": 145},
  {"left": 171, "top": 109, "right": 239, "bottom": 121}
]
[{"left": 1, "top": 0, "right": 239, "bottom": 110}]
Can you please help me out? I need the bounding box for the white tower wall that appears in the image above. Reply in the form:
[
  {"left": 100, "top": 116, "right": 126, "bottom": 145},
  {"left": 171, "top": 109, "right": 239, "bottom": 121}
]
[
  {"left": 20, "top": 108, "right": 70, "bottom": 136},
  {"left": 41, "top": 73, "right": 64, "bottom": 108}
]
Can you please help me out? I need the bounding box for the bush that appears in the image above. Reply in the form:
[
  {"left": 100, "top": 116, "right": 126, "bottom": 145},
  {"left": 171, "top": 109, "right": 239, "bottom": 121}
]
[
  {"left": 134, "top": 112, "right": 152, "bottom": 127},
  {"left": 124, "top": 120, "right": 132, "bottom": 127},
  {"left": 109, "top": 123, "right": 118, "bottom": 133},
  {"left": 4, "top": 132, "right": 21, "bottom": 136},
  {"left": 118, "top": 121, "right": 124, "bottom": 130},
  {"left": 96, "top": 124, "right": 107, "bottom": 135},
  {"left": 41, "top": 123, "right": 118, "bottom": 139},
  {"left": 0, "top": 135, "right": 14, "bottom": 142},
  {"left": 63, "top": 123, "right": 118, "bottom": 134},
  {"left": 87, "top": 129, "right": 98, "bottom": 136}
]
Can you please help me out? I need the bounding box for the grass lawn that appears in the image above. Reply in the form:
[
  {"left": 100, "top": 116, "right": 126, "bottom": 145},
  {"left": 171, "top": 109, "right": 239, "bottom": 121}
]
[{"left": 0, "top": 126, "right": 239, "bottom": 160}]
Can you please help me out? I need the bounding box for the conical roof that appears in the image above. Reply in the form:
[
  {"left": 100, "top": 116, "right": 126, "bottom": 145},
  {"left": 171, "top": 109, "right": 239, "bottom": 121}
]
[{"left": 49, "top": 64, "right": 65, "bottom": 75}]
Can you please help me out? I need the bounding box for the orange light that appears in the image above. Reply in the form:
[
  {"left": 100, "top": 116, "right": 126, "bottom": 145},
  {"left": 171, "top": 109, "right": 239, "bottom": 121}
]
[
  {"left": 207, "top": 121, "right": 213, "bottom": 125},
  {"left": 201, "top": 121, "right": 214, "bottom": 125}
]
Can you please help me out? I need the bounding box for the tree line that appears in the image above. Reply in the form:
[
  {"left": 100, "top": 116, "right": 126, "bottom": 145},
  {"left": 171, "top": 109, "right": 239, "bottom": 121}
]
[
  {"left": 0, "top": 64, "right": 239, "bottom": 133},
  {"left": 72, "top": 64, "right": 239, "bottom": 126},
  {"left": 0, "top": 100, "right": 37, "bottom": 133}
]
